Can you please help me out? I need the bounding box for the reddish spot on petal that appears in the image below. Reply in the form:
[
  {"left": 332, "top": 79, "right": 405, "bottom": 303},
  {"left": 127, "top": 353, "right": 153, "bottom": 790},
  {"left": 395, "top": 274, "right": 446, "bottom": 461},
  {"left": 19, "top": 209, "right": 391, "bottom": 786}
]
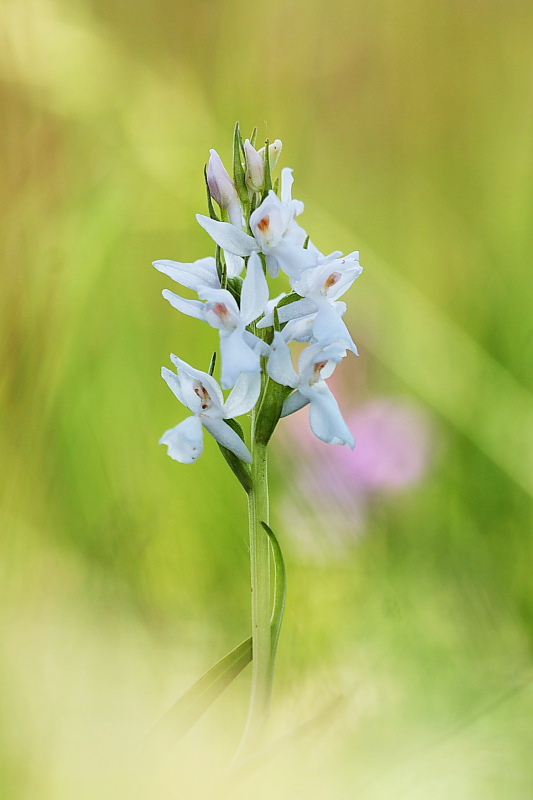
[
  {"left": 194, "top": 382, "right": 212, "bottom": 410},
  {"left": 324, "top": 271, "right": 341, "bottom": 291},
  {"left": 213, "top": 302, "right": 230, "bottom": 320},
  {"left": 257, "top": 216, "right": 270, "bottom": 234}
]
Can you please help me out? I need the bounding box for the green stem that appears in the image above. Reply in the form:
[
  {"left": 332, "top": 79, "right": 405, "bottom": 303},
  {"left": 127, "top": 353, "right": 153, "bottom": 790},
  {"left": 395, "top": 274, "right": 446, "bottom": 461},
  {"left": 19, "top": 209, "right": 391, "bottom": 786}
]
[{"left": 240, "top": 413, "right": 272, "bottom": 752}]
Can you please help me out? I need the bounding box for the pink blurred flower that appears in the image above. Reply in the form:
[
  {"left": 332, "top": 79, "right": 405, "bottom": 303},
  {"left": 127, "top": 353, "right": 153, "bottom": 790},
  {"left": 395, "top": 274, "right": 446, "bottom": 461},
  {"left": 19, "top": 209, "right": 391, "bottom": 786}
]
[{"left": 277, "top": 397, "right": 434, "bottom": 560}]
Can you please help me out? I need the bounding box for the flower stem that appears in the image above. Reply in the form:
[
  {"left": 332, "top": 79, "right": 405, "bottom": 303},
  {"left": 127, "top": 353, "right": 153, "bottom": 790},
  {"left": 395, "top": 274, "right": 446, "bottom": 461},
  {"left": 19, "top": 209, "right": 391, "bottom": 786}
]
[{"left": 239, "top": 412, "right": 272, "bottom": 753}]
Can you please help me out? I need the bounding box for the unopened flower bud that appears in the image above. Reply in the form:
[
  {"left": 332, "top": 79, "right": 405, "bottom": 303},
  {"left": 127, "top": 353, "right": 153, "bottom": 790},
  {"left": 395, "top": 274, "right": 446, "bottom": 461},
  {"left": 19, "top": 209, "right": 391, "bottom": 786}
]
[
  {"left": 207, "top": 149, "right": 239, "bottom": 210},
  {"left": 258, "top": 139, "right": 283, "bottom": 171},
  {"left": 244, "top": 139, "right": 265, "bottom": 192}
]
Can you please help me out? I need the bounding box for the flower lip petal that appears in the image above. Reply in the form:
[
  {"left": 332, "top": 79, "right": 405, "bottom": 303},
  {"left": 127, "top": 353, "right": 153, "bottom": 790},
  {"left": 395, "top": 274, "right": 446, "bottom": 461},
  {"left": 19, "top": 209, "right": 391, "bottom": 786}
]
[
  {"left": 304, "top": 383, "right": 355, "bottom": 448},
  {"left": 219, "top": 328, "right": 261, "bottom": 389},
  {"left": 160, "top": 416, "right": 205, "bottom": 463}
]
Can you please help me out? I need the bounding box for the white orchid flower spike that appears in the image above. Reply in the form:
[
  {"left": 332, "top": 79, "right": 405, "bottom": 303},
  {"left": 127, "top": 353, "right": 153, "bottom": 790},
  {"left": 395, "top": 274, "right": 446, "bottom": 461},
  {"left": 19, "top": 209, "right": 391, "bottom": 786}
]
[
  {"left": 267, "top": 333, "right": 355, "bottom": 448},
  {"left": 160, "top": 356, "right": 261, "bottom": 463},
  {"left": 161, "top": 252, "right": 270, "bottom": 388}
]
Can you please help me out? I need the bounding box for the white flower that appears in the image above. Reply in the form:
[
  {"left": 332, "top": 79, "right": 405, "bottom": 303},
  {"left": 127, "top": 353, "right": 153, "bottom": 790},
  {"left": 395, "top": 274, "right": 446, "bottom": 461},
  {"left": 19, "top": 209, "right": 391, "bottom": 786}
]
[
  {"left": 207, "top": 149, "right": 243, "bottom": 229},
  {"left": 161, "top": 252, "right": 270, "bottom": 388},
  {"left": 258, "top": 251, "right": 362, "bottom": 352},
  {"left": 196, "top": 169, "right": 317, "bottom": 279},
  {"left": 160, "top": 356, "right": 261, "bottom": 463},
  {"left": 267, "top": 333, "right": 355, "bottom": 447}
]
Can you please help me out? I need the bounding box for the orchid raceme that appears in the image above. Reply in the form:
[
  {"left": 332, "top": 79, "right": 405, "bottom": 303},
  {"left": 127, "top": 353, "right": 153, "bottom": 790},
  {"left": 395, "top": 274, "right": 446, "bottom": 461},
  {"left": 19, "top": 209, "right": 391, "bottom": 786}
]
[{"left": 152, "top": 123, "right": 363, "bottom": 755}]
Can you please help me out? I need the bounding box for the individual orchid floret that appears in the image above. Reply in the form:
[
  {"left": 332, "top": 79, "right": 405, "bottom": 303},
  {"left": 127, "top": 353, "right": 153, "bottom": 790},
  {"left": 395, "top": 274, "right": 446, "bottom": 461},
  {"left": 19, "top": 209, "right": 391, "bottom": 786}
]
[
  {"left": 162, "top": 252, "right": 270, "bottom": 388},
  {"left": 207, "top": 149, "right": 243, "bottom": 229},
  {"left": 196, "top": 168, "right": 316, "bottom": 279},
  {"left": 160, "top": 356, "right": 260, "bottom": 463},
  {"left": 244, "top": 139, "right": 265, "bottom": 192},
  {"left": 267, "top": 333, "right": 355, "bottom": 448},
  {"left": 258, "top": 251, "right": 362, "bottom": 352},
  {"left": 258, "top": 139, "right": 283, "bottom": 171}
]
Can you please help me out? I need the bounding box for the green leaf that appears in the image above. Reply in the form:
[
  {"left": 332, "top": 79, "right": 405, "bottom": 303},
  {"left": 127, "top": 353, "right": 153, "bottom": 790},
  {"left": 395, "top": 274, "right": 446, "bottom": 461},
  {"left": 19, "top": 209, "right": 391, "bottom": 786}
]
[
  {"left": 233, "top": 122, "right": 250, "bottom": 214},
  {"left": 217, "top": 417, "right": 252, "bottom": 493},
  {"left": 215, "top": 245, "right": 227, "bottom": 289},
  {"left": 151, "top": 527, "right": 285, "bottom": 741},
  {"left": 151, "top": 636, "right": 253, "bottom": 740},
  {"left": 227, "top": 274, "right": 243, "bottom": 305},
  {"left": 277, "top": 291, "right": 303, "bottom": 309},
  {"left": 250, "top": 126, "right": 258, "bottom": 148},
  {"left": 262, "top": 138, "right": 273, "bottom": 199},
  {"left": 261, "top": 522, "right": 286, "bottom": 661}
]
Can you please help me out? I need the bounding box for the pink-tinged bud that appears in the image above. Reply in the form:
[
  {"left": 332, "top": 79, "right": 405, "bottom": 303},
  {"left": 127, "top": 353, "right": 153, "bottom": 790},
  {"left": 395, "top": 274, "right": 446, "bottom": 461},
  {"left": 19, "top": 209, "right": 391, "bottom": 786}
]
[
  {"left": 207, "top": 149, "right": 239, "bottom": 209},
  {"left": 244, "top": 139, "right": 265, "bottom": 192},
  {"left": 258, "top": 139, "right": 283, "bottom": 171}
]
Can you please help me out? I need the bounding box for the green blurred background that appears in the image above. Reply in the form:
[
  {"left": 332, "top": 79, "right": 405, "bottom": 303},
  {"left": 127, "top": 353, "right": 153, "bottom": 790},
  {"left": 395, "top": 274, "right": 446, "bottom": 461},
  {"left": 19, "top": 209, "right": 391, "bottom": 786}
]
[{"left": 2, "top": 0, "right": 533, "bottom": 796}]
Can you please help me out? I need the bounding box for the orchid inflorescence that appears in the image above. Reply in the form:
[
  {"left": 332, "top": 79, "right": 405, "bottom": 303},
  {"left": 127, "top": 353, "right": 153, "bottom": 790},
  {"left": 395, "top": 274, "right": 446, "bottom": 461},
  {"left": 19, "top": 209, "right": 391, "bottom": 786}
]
[{"left": 155, "top": 124, "right": 362, "bottom": 480}]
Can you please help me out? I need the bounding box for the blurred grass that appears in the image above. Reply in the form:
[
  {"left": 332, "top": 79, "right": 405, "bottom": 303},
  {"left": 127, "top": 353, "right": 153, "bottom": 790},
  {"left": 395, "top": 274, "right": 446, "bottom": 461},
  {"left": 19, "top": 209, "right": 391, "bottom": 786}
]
[{"left": 1, "top": 0, "right": 533, "bottom": 796}]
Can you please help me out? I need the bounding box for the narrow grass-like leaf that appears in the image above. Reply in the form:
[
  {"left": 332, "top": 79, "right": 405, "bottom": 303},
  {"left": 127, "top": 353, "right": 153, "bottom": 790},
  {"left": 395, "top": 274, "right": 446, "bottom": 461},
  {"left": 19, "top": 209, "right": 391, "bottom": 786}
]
[
  {"left": 152, "top": 525, "right": 285, "bottom": 740},
  {"left": 262, "top": 138, "right": 272, "bottom": 199},
  {"left": 152, "top": 636, "right": 253, "bottom": 739},
  {"left": 233, "top": 122, "right": 249, "bottom": 214},
  {"left": 261, "top": 522, "right": 286, "bottom": 661}
]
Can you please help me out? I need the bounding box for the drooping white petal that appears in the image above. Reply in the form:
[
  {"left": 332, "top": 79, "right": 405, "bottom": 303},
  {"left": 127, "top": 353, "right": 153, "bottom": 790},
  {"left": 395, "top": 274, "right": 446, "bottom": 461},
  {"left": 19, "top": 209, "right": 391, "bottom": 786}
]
[
  {"left": 220, "top": 328, "right": 261, "bottom": 389},
  {"left": 312, "top": 302, "right": 358, "bottom": 354},
  {"left": 196, "top": 214, "right": 258, "bottom": 257},
  {"left": 303, "top": 383, "right": 355, "bottom": 447},
  {"left": 169, "top": 355, "right": 225, "bottom": 410},
  {"left": 202, "top": 417, "right": 252, "bottom": 463},
  {"left": 240, "top": 252, "right": 270, "bottom": 326},
  {"left": 281, "top": 390, "right": 309, "bottom": 417},
  {"left": 267, "top": 331, "right": 298, "bottom": 388},
  {"left": 162, "top": 290, "right": 206, "bottom": 320},
  {"left": 160, "top": 416, "right": 204, "bottom": 463},
  {"left": 223, "top": 371, "right": 261, "bottom": 419},
  {"left": 153, "top": 257, "right": 219, "bottom": 291}
]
